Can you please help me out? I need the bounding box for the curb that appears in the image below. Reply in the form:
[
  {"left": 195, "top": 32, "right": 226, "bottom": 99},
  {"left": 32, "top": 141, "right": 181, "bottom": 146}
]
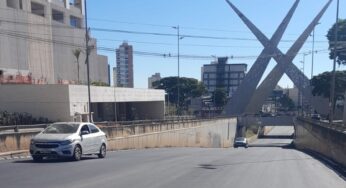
[{"left": 0, "top": 150, "right": 31, "bottom": 161}]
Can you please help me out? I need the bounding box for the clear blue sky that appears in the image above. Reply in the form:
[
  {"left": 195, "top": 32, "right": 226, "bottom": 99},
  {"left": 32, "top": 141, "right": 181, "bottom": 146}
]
[{"left": 87, "top": 0, "right": 345, "bottom": 89}]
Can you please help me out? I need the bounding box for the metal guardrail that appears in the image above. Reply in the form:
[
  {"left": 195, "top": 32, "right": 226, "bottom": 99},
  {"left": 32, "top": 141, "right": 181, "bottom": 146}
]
[
  {"left": 0, "top": 124, "right": 47, "bottom": 132},
  {"left": 96, "top": 116, "right": 229, "bottom": 128},
  {"left": 0, "top": 116, "right": 232, "bottom": 132},
  {"left": 297, "top": 117, "right": 346, "bottom": 134}
]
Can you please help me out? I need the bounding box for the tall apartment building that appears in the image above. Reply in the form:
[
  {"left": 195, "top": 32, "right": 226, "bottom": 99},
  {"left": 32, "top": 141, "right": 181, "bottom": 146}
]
[
  {"left": 116, "top": 42, "right": 133, "bottom": 88},
  {"left": 202, "top": 57, "right": 247, "bottom": 97},
  {"left": 0, "top": 0, "right": 109, "bottom": 85},
  {"left": 148, "top": 73, "right": 161, "bottom": 89}
]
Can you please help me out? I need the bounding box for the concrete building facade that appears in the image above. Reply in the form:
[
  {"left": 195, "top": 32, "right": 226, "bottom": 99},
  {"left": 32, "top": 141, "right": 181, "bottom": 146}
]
[
  {"left": 0, "top": 0, "right": 109, "bottom": 85},
  {"left": 0, "top": 84, "right": 165, "bottom": 122},
  {"left": 201, "top": 57, "right": 247, "bottom": 97},
  {"left": 116, "top": 42, "right": 133, "bottom": 88},
  {"left": 148, "top": 73, "right": 161, "bottom": 89}
]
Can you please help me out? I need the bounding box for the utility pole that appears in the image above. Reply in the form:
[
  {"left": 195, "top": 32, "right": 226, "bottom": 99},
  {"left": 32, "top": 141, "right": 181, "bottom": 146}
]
[
  {"left": 329, "top": 0, "right": 339, "bottom": 124},
  {"left": 84, "top": 0, "right": 92, "bottom": 122},
  {"left": 300, "top": 53, "right": 308, "bottom": 116},
  {"left": 172, "top": 26, "right": 180, "bottom": 116},
  {"left": 311, "top": 28, "right": 315, "bottom": 79}
]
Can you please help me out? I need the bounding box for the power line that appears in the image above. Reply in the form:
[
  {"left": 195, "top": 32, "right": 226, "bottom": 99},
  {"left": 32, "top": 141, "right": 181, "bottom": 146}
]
[
  {"left": 0, "top": 18, "right": 332, "bottom": 43},
  {"left": 0, "top": 29, "right": 335, "bottom": 62}
]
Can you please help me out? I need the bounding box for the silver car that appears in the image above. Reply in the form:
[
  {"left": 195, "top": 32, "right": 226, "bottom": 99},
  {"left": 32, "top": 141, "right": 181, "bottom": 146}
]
[{"left": 30, "top": 122, "right": 107, "bottom": 162}]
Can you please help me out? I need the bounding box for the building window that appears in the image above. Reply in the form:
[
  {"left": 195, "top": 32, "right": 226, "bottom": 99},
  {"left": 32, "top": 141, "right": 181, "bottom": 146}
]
[
  {"left": 209, "top": 73, "right": 216, "bottom": 79},
  {"left": 69, "top": 0, "right": 82, "bottom": 9},
  {"left": 19, "top": 0, "right": 23, "bottom": 9},
  {"left": 6, "top": 0, "right": 17, "bottom": 9},
  {"left": 52, "top": 9, "right": 64, "bottom": 23},
  {"left": 31, "top": 2, "right": 45, "bottom": 17},
  {"left": 230, "top": 80, "right": 238, "bottom": 85},
  {"left": 230, "top": 73, "right": 238, "bottom": 79},
  {"left": 70, "top": 16, "right": 81, "bottom": 28}
]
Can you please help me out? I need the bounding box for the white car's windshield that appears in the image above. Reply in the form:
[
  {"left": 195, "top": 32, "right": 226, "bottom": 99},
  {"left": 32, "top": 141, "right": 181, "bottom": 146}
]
[
  {"left": 235, "top": 138, "right": 246, "bottom": 142},
  {"left": 43, "top": 124, "right": 79, "bottom": 134}
]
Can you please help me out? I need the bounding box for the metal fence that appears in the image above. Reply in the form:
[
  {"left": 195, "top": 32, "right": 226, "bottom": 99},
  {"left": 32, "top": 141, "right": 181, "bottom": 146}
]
[
  {"left": 297, "top": 117, "right": 346, "bottom": 134},
  {"left": 0, "top": 111, "right": 51, "bottom": 126},
  {"left": 0, "top": 116, "right": 229, "bottom": 133}
]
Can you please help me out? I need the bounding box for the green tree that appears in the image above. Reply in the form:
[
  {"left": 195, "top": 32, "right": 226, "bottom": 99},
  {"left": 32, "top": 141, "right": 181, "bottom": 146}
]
[
  {"left": 91, "top": 81, "right": 109, "bottom": 86},
  {"left": 327, "top": 19, "right": 346, "bottom": 65},
  {"left": 278, "top": 94, "right": 295, "bottom": 110},
  {"left": 311, "top": 71, "right": 346, "bottom": 100},
  {"left": 153, "top": 77, "right": 207, "bottom": 109},
  {"left": 212, "top": 88, "right": 228, "bottom": 107}
]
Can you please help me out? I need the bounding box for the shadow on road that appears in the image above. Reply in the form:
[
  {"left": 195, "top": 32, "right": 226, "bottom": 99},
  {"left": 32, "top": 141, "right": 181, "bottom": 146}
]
[
  {"left": 248, "top": 143, "right": 294, "bottom": 148},
  {"left": 197, "top": 156, "right": 312, "bottom": 170},
  {"left": 258, "top": 135, "right": 294, "bottom": 139},
  {"left": 297, "top": 149, "right": 346, "bottom": 181},
  {"left": 12, "top": 156, "right": 97, "bottom": 164}
]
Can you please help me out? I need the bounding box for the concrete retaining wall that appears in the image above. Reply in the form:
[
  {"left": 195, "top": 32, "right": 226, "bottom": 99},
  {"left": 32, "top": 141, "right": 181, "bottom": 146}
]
[
  {"left": 0, "top": 118, "right": 237, "bottom": 153},
  {"left": 106, "top": 118, "right": 236, "bottom": 150},
  {"left": 294, "top": 118, "right": 346, "bottom": 167},
  {"left": 0, "top": 131, "right": 37, "bottom": 153}
]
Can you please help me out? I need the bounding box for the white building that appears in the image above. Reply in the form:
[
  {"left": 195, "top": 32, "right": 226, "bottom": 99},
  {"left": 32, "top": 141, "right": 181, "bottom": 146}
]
[
  {"left": 0, "top": 0, "right": 109, "bottom": 85},
  {"left": 0, "top": 84, "right": 165, "bottom": 122}
]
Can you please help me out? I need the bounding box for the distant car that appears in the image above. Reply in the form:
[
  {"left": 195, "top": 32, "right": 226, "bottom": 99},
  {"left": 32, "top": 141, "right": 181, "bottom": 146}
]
[
  {"left": 311, "top": 114, "right": 321, "bottom": 120},
  {"left": 234, "top": 137, "right": 248, "bottom": 148},
  {"left": 30, "top": 122, "right": 107, "bottom": 162}
]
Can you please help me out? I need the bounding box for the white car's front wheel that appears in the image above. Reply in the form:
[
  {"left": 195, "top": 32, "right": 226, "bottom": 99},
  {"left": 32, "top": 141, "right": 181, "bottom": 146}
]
[
  {"left": 98, "top": 144, "right": 106, "bottom": 158},
  {"left": 72, "top": 145, "right": 82, "bottom": 161}
]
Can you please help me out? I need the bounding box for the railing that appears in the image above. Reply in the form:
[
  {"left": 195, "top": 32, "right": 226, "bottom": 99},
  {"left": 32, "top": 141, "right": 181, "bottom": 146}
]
[
  {"left": 0, "top": 124, "right": 48, "bottom": 133},
  {"left": 296, "top": 117, "right": 346, "bottom": 133},
  {"left": 0, "top": 116, "right": 232, "bottom": 133},
  {"left": 0, "top": 111, "right": 51, "bottom": 126},
  {"left": 96, "top": 116, "right": 226, "bottom": 128}
]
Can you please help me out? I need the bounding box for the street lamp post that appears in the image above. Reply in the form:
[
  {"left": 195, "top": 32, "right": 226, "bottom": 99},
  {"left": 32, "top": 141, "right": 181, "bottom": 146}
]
[
  {"left": 173, "top": 26, "right": 181, "bottom": 115},
  {"left": 311, "top": 23, "right": 320, "bottom": 79},
  {"left": 84, "top": 0, "right": 92, "bottom": 122},
  {"left": 329, "top": 0, "right": 340, "bottom": 124},
  {"left": 300, "top": 53, "right": 308, "bottom": 116}
]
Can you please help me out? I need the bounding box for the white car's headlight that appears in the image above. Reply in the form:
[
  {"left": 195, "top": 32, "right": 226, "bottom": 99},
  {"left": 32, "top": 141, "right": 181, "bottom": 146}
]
[
  {"left": 30, "top": 140, "right": 36, "bottom": 145},
  {"left": 60, "top": 140, "right": 75, "bottom": 145}
]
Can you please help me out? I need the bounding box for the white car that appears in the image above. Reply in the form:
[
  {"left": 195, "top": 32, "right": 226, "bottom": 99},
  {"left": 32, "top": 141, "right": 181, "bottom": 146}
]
[
  {"left": 234, "top": 137, "right": 248, "bottom": 148},
  {"left": 30, "top": 122, "right": 107, "bottom": 162}
]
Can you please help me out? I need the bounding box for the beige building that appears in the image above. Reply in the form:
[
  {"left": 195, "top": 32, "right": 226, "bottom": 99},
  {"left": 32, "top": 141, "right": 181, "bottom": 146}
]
[
  {"left": 0, "top": 84, "right": 165, "bottom": 122},
  {"left": 116, "top": 42, "right": 133, "bottom": 88},
  {"left": 0, "top": 0, "right": 109, "bottom": 85},
  {"left": 148, "top": 73, "right": 161, "bottom": 89}
]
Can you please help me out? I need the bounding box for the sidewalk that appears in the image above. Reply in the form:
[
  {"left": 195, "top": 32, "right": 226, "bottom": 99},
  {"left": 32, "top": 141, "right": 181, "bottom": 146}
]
[{"left": 0, "top": 150, "right": 30, "bottom": 160}]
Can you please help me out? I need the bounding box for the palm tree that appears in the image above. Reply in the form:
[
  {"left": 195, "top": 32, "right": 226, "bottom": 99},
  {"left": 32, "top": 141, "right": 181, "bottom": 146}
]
[{"left": 72, "top": 49, "right": 82, "bottom": 84}]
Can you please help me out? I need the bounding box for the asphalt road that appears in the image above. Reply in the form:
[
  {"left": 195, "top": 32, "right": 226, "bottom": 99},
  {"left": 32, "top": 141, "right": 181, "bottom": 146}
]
[{"left": 0, "top": 127, "right": 345, "bottom": 188}]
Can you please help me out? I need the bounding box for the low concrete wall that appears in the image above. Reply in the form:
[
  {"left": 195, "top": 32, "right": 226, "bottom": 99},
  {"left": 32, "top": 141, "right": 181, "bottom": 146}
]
[
  {"left": 106, "top": 118, "right": 236, "bottom": 150},
  {"left": 0, "top": 131, "right": 38, "bottom": 153},
  {"left": 0, "top": 118, "right": 237, "bottom": 153},
  {"left": 294, "top": 118, "right": 346, "bottom": 167}
]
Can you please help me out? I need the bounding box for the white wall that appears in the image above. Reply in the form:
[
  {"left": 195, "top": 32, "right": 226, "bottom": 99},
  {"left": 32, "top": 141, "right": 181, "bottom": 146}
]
[
  {"left": 0, "top": 84, "right": 70, "bottom": 121},
  {"left": 0, "top": 85, "right": 165, "bottom": 122}
]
